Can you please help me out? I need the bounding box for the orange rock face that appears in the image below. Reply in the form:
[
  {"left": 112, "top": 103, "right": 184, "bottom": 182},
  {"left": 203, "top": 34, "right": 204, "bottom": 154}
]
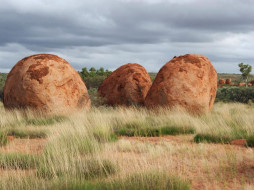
[
  {"left": 145, "top": 54, "right": 217, "bottom": 114},
  {"left": 218, "top": 79, "right": 225, "bottom": 84},
  {"left": 225, "top": 78, "right": 231, "bottom": 84},
  {"left": 98, "top": 63, "right": 152, "bottom": 106},
  {"left": 3, "top": 54, "right": 91, "bottom": 114}
]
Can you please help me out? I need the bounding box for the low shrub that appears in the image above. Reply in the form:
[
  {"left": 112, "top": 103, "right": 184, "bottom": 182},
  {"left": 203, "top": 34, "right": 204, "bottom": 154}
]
[
  {"left": 194, "top": 134, "right": 232, "bottom": 144},
  {"left": 115, "top": 125, "right": 195, "bottom": 137}
]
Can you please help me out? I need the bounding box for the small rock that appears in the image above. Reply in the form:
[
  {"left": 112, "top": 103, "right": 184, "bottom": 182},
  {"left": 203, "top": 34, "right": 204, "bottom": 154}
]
[
  {"left": 225, "top": 78, "right": 231, "bottom": 84},
  {"left": 218, "top": 79, "right": 225, "bottom": 84},
  {"left": 238, "top": 83, "right": 246, "bottom": 87},
  {"left": 230, "top": 139, "right": 246, "bottom": 146}
]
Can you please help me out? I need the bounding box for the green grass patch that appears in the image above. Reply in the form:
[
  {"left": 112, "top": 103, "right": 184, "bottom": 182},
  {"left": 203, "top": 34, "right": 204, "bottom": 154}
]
[
  {"left": 93, "top": 131, "right": 118, "bottom": 143},
  {"left": 115, "top": 125, "right": 195, "bottom": 137},
  {"left": 37, "top": 159, "right": 118, "bottom": 179},
  {"left": 0, "top": 130, "right": 9, "bottom": 146},
  {"left": 25, "top": 115, "right": 67, "bottom": 126},
  {"left": 55, "top": 172, "right": 190, "bottom": 190},
  {"left": 7, "top": 129, "right": 48, "bottom": 139},
  {"left": 0, "top": 153, "right": 39, "bottom": 169},
  {"left": 194, "top": 134, "right": 232, "bottom": 144}
]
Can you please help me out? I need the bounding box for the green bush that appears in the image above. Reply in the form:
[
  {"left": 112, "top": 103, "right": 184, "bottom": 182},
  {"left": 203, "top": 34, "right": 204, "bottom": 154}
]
[
  {"left": 83, "top": 76, "right": 107, "bottom": 89},
  {"left": 194, "top": 134, "right": 232, "bottom": 144},
  {"left": 246, "top": 136, "right": 254, "bottom": 147},
  {"left": 216, "top": 87, "right": 254, "bottom": 103}
]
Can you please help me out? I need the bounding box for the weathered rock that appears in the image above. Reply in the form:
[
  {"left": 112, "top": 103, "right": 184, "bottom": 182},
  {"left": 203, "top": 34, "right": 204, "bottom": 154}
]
[
  {"left": 218, "top": 79, "right": 225, "bottom": 84},
  {"left": 238, "top": 83, "right": 246, "bottom": 87},
  {"left": 145, "top": 54, "right": 217, "bottom": 114},
  {"left": 98, "top": 63, "right": 152, "bottom": 106},
  {"left": 3, "top": 54, "right": 91, "bottom": 114},
  {"left": 225, "top": 78, "right": 231, "bottom": 84}
]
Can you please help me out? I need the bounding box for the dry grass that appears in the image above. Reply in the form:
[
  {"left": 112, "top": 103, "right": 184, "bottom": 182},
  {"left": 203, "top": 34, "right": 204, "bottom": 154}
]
[{"left": 0, "top": 102, "right": 253, "bottom": 189}]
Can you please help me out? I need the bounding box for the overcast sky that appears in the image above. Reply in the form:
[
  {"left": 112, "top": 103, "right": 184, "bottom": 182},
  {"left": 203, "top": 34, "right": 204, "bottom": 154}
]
[{"left": 0, "top": 0, "right": 254, "bottom": 73}]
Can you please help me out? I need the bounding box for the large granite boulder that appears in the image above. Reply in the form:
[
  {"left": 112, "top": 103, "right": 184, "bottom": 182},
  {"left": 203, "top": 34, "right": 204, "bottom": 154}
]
[{"left": 3, "top": 54, "right": 91, "bottom": 114}]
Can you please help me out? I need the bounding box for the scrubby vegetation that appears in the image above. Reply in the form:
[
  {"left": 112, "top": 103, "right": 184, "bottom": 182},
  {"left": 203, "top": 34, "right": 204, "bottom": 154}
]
[
  {"left": 0, "top": 73, "right": 7, "bottom": 101},
  {"left": 216, "top": 87, "right": 254, "bottom": 103},
  {"left": 79, "top": 67, "right": 112, "bottom": 89}
]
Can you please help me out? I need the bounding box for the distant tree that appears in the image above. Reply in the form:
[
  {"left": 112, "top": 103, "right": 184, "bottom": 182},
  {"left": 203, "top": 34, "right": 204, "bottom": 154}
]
[
  {"left": 81, "top": 67, "right": 89, "bottom": 78},
  {"left": 238, "top": 63, "right": 252, "bottom": 87},
  {"left": 96, "top": 67, "right": 105, "bottom": 76},
  {"left": 89, "top": 67, "right": 96, "bottom": 77},
  {"left": 79, "top": 67, "right": 112, "bottom": 89},
  {"left": 105, "top": 69, "right": 112, "bottom": 76}
]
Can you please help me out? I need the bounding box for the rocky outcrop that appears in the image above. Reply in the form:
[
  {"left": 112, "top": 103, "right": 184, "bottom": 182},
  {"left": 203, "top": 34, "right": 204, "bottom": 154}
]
[
  {"left": 98, "top": 63, "right": 152, "bottom": 106},
  {"left": 3, "top": 54, "right": 91, "bottom": 114},
  {"left": 145, "top": 54, "right": 217, "bottom": 114}
]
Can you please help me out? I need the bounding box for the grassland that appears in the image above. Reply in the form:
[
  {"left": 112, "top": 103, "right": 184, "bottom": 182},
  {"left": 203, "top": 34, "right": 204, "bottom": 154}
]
[{"left": 0, "top": 102, "right": 253, "bottom": 190}]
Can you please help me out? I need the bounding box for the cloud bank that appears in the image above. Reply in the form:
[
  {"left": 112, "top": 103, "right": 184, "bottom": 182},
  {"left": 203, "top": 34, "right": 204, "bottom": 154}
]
[{"left": 0, "top": 0, "right": 254, "bottom": 73}]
